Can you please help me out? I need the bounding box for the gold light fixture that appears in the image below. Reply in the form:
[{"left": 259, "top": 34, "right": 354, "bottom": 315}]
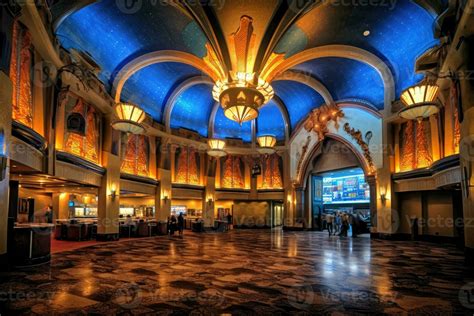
[
  {"left": 207, "top": 139, "right": 227, "bottom": 157},
  {"left": 112, "top": 102, "right": 146, "bottom": 134},
  {"left": 257, "top": 135, "right": 277, "bottom": 155},
  {"left": 398, "top": 82, "right": 439, "bottom": 121},
  {"left": 213, "top": 72, "right": 274, "bottom": 125}
]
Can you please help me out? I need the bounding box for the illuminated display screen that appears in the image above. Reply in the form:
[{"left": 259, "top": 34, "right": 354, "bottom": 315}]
[{"left": 322, "top": 169, "right": 370, "bottom": 204}]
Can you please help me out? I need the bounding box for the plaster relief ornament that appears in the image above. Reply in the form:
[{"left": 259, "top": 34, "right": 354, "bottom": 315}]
[{"left": 303, "top": 104, "right": 344, "bottom": 140}]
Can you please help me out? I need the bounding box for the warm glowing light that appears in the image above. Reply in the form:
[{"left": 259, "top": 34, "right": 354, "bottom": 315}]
[
  {"left": 399, "top": 82, "right": 439, "bottom": 121},
  {"left": 257, "top": 135, "right": 277, "bottom": 155},
  {"left": 207, "top": 139, "right": 227, "bottom": 157},
  {"left": 112, "top": 102, "right": 146, "bottom": 134},
  {"left": 213, "top": 73, "right": 274, "bottom": 124}
]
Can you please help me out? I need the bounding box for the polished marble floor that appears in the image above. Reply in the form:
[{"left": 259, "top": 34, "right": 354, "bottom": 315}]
[{"left": 1, "top": 230, "right": 473, "bottom": 315}]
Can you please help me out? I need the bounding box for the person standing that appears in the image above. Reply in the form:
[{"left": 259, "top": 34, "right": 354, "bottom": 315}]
[
  {"left": 326, "top": 213, "right": 334, "bottom": 236},
  {"left": 45, "top": 206, "right": 53, "bottom": 224},
  {"left": 334, "top": 212, "right": 341, "bottom": 236},
  {"left": 177, "top": 212, "right": 184, "bottom": 236}
]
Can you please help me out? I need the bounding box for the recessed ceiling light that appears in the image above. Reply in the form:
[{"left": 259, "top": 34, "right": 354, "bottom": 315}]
[
  {"left": 12, "top": 165, "right": 17, "bottom": 168},
  {"left": 363, "top": 30, "right": 370, "bottom": 37}
]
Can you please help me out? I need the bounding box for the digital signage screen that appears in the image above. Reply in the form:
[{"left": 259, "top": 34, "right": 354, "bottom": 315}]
[{"left": 322, "top": 169, "right": 370, "bottom": 204}]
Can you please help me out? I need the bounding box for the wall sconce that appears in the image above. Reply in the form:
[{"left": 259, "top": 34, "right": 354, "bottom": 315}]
[
  {"left": 162, "top": 190, "right": 169, "bottom": 203},
  {"left": 207, "top": 196, "right": 214, "bottom": 206},
  {"left": 109, "top": 189, "right": 117, "bottom": 201},
  {"left": 380, "top": 193, "right": 387, "bottom": 204}
]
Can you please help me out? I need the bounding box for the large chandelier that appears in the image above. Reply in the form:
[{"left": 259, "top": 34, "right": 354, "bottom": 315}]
[
  {"left": 398, "top": 81, "right": 439, "bottom": 122},
  {"left": 257, "top": 135, "right": 277, "bottom": 155},
  {"left": 207, "top": 139, "right": 227, "bottom": 157},
  {"left": 213, "top": 72, "right": 274, "bottom": 125},
  {"left": 112, "top": 102, "right": 146, "bottom": 134}
]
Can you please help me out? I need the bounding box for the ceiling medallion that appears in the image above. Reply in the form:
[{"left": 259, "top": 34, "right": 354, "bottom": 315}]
[
  {"left": 398, "top": 81, "right": 439, "bottom": 122},
  {"left": 112, "top": 102, "right": 146, "bottom": 135},
  {"left": 257, "top": 135, "right": 277, "bottom": 155},
  {"left": 207, "top": 139, "right": 227, "bottom": 157}
]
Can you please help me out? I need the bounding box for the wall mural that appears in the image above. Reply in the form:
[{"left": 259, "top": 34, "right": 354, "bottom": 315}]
[
  {"left": 221, "top": 155, "right": 245, "bottom": 189},
  {"left": 121, "top": 134, "right": 149, "bottom": 177},
  {"left": 10, "top": 21, "right": 34, "bottom": 128},
  {"left": 175, "top": 147, "right": 200, "bottom": 185},
  {"left": 260, "top": 154, "right": 283, "bottom": 189},
  {"left": 64, "top": 95, "right": 100, "bottom": 164}
]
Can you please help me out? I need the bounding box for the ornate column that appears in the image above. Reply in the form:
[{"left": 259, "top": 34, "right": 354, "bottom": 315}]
[
  {"left": 155, "top": 141, "right": 173, "bottom": 222},
  {"left": 0, "top": 1, "right": 17, "bottom": 267},
  {"left": 97, "top": 114, "right": 120, "bottom": 241},
  {"left": 0, "top": 70, "right": 13, "bottom": 263},
  {"left": 295, "top": 187, "right": 306, "bottom": 228}
]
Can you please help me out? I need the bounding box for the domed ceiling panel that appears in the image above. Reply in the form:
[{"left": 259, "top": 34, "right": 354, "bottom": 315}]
[
  {"left": 292, "top": 58, "right": 385, "bottom": 109},
  {"left": 170, "top": 84, "right": 214, "bottom": 137},
  {"left": 120, "top": 63, "right": 203, "bottom": 122},
  {"left": 256, "top": 101, "right": 286, "bottom": 141},
  {"left": 214, "top": 107, "right": 252, "bottom": 143},
  {"left": 56, "top": 0, "right": 208, "bottom": 88},
  {"left": 274, "top": 1, "right": 439, "bottom": 98},
  {"left": 272, "top": 81, "right": 325, "bottom": 129}
]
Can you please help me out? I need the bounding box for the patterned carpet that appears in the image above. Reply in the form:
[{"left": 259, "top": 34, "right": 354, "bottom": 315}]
[{"left": 1, "top": 230, "right": 473, "bottom": 315}]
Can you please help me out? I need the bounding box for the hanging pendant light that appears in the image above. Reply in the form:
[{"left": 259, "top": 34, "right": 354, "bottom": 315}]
[
  {"left": 257, "top": 135, "right": 277, "bottom": 155},
  {"left": 398, "top": 81, "right": 439, "bottom": 122},
  {"left": 112, "top": 102, "right": 146, "bottom": 134},
  {"left": 207, "top": 139, "right": 227, "bottom": 157},
  {"left": 213, "top": 73, "right": 274, "bottom": 125}
]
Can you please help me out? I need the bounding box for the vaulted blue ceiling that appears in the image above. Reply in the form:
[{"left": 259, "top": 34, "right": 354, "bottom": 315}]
[
  {"left": 291, "top": 58, "right": 385, "bottom": 109},
  {"left": 120, "top": 63, "right": 203, "bottom": 122},
  {"left": 272, "top": 81, "right": 325, "bottom": 129},
  {"left": 170, "top": 84, "right": 214, "bottom": 137},
  {"left": 274, "top": 1, "right": 438, "bottom": 97},
  {"left": 56, "top": 0, "right": 208, "bottom": 89},
  {"left": 256, "top": 101, "right": 286, "bottom": 141},
  {"left": 54, "top": 0, "right": 443, "bottom": 142}
]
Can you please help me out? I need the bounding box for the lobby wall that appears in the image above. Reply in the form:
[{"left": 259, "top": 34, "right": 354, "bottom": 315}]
[
  {"left": 233, "top": 201, "right": 270, "bottom": 227},
  {"left": 397, "top": 191, "right": 457, "bottom": 238}
]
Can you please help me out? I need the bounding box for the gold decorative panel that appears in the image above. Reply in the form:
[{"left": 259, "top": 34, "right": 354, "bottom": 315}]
[
  {"left": 399, "top": 119, "right": 432, "bottom": 171},
  {"left": 175, "top": 147, "right": 200, "bottom": 185},
  {"left": 10, "top": 21, "right": 33, "bottom": 128},
  {"left": 260, "top": 154, "right": 283, "bottom": 189},
  {"left": 121, "top": 134, "right": 149, "bottom": 177},
  {"left": 221, "top": 155, "right": 245, "bottom": 189},
  {"left": 64, "top": 96, "right": 100, "bottom": 164}
]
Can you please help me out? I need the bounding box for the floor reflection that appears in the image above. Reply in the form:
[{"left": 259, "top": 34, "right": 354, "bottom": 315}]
[{"left": 0, "top": 230, "right": 473, "bottom": 314}]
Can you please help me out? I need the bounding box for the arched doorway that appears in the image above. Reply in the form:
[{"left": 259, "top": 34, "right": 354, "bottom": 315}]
[{"left": 299, "top": 135, "right": 377, "bottom": 234}]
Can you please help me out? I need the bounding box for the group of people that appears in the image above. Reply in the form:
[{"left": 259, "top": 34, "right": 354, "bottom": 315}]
[
  {"left": 167, "top": 213, "right": 185, "bottom": 236},
  {"left": 324, "top": 211, "right": 367, "bottom": 237}
]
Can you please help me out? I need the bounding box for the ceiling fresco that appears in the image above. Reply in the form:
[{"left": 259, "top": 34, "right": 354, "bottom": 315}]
[{"left": 54, "top": 0, "right": 445, "bottom": 142}]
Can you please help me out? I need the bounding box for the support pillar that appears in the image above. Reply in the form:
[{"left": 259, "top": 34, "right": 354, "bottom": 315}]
[
  {"left": 97, "top": 115, "right": 120, "bottom": 241},
  {"left": 156, "top": 168, "right": 171, "bottom": 222},
  {"left": 203, "top": 178, "right": 216, "bottom": 228},
  {"left": 0, "top": 71, "right": 13, "bottom": 265}
]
